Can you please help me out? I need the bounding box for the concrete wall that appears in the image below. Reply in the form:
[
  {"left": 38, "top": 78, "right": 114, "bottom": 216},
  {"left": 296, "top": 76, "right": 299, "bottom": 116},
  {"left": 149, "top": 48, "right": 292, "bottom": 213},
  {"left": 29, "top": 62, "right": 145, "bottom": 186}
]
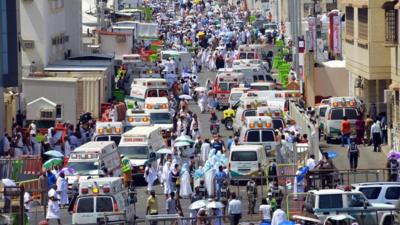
[
  {"left": 99, "top": 34, "right": 133, "bottom": 60},
  {"left": 22, "top": 78, "right": 78, "bottom": 123},
  {"left": 20, "top": 0, "right": 81, "bottom": 74}
]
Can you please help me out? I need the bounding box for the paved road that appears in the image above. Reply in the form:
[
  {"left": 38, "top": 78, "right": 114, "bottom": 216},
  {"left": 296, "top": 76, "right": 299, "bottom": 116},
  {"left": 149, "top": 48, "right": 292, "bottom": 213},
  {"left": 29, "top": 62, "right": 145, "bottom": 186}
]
[{"left": 29, "top": 69, "right": 389, "bottom": 224}]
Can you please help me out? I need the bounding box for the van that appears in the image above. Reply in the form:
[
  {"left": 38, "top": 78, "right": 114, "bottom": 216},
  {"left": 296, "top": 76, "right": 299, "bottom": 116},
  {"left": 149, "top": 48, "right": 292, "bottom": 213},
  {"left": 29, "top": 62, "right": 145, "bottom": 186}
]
[
  {"left": 232, "top": 96, "right": 268, "bottom": 135},
  {"left": 93, "top": 122, "right": 123, "bottom": 145},
  {"left": 145, "top": 97, "right": 173, "bottom": 138},
  {"left": 67, "top": 141, "right": 122, "bottom": 187},
  {"left": 118, "top": 126, "right": 164, "bottom": 178},
  {"left": 218, "top": 66, "right": 272, "bottom": 86},
  {"left": 249, "top": 82, "right": 276, "bottom": 91},
  {"left": 130, "top": 78, "right": 169, "bottom": 108},
  {"left": 229, "top": 145, "right": 267, "bottom": 177},
  {"left": 324, "top": 97, "right": 360, "bottom": 143},
  {"left": 239, "top": 116, "right": 276, "bottom": 157},
  {"left": 124, "top": 109, "right": 151, "bottom": 132},
  {"left": 256, "top": 107, "right": 285, "bottom": 130},
  {"left": 72, "top": 177, "right": 135, "bottom": 224}
]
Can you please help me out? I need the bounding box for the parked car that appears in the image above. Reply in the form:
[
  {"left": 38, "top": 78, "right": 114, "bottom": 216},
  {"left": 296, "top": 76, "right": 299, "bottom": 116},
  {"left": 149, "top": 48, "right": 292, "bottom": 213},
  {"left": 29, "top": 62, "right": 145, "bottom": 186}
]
[{"left": 352, "top": 182, "right": 400, "bottom": 205}]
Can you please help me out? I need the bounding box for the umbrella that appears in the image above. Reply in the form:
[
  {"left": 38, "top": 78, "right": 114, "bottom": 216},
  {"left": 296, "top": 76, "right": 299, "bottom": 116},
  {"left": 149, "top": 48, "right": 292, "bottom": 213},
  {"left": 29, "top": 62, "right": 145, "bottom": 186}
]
[
  {"left": 56, "top": 167, "right": 75, "bottom": 176},
  {"left": 189, "top": 200, "right": 207, "bottom": 210},
  {"left": 292, "top": 215, "right": 321, "bottom": 223},
  {"left": 36, "top": 133, "right": 45, "bottom": 142},
  {"left": 157, "top": 148, "right": 173, "bottom": 154},
  {"left": 195, "top": 86, "right": 207, "bottom": 92},
  {"left": 1, "top": 178, "right": 16, "bottom": 187},
  {"left": 179, "top": 94, "right": 192, "bottom": 100},
  {"left": 326, "top": 151, "right": 337, "bottom": 159},
  {"left": 388, "top": 151, "right": 400, "bottom": 160},
  {"left": 176, "top": 135, "right": 195, "bottom": 143},
  {"left": 43, "top": 158, "right": 63, "bottom": 169},
  {"left": 174, "top": 141, "right": 191, "bottom": 147},
  {"left": 44, "top": 150, "right": 64, "bottom": 158},
  {"left": 206, "top": 201, "right": 224, "bottom": 209}
]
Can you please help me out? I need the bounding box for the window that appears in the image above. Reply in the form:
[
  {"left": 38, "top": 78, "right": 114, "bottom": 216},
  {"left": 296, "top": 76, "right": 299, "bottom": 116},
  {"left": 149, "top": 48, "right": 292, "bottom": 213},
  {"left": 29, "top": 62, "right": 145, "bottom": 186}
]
[
  {"left": 330, "top": 109, "right": 343, "bottom": 120},
  {"left": 319, "top": 107, "right": 327, "bottom": 117},
  {"left": 77, "top": 197, "right": 94, "bottom": 213},
  {"left": 385, "top": 187, "right": 400, "bottom": 200},
  {"left": 246, "top": 130, "right": 260, "bottom": 142},
  {"left": 56, "top": 104, "right": 62, "bottom": 119},
  {"left": 96, "top": 197, "right": 114, "bottom": 212},
  {"left": 319, "top": 194, "right": 343, "bottom": 209},
  {"left": 272, "top": 119, "right": 284, "bottom": 130},
  {"left": 359, "top": 187, "right": 382, "bottom": 200},
  {"left": 40, "top": 111, "right": 53, "bottom": 119},
  {"left": 231, "top": 151, "right": 258, "bottom": 161},
  {"left": 244, "top": 110, "right": 256, "bottom": 117},
  {"left": 95, "top": 136, "right": 109, "bottom": 142},
  {"left": 385, "top": 8, "right": 398, "bottom": 44},
  {"left": 358, "top": 8, "right": 368, "bottom": 41},
  {"left": 110, "top": 136, "right": 121, "bottom": 145},
  {"left": 346, "top": 194, "right": 366, "bottom": 207},
  {"left": 346, "top": 7, "right": 354, "bottom": 36},
  {"left": 345, "top": 108, "right": 358, "bottom": 120},
  {"left": 261, "top": 130, "right": 275, "bottom": 142}
]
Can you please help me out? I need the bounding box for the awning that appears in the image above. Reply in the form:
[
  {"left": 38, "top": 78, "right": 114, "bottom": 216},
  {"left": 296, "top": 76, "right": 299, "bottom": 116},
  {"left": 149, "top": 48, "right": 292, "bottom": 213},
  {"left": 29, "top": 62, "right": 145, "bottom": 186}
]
[
  {"left": 382, "top": 0, "right": 398, "bottom": 9},
  {"left": 389, "top": 82, "right": 400, "bottom": 91}
]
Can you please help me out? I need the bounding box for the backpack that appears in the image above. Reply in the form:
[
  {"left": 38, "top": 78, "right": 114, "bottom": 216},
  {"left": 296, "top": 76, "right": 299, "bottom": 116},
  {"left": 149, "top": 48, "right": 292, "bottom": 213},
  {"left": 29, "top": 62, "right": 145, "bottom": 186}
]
[{"left": 349, "top": 143, "right": 358, "bottom": 153}]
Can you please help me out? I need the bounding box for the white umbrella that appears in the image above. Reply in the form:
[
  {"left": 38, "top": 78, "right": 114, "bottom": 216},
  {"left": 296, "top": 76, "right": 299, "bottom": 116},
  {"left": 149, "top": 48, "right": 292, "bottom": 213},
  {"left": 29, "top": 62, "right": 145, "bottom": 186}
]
[
  {"left": 292, "top": 215, "right": 321, "bottom": 223},
  {"left": 195, "top": 87, "right": 207, "bottom": 92},
  {"left": 206, "top": 201, "right": 224, "bottom": 209},
  {"left": 1, "top": 178, "right": 16, "bottom": 187},
  {"left": 189, "top": 200, "right": 208, "bottom": 210},
  {"left": 157, "top": 148, "right": 173, "bottom": 154},
  {"left": 179, "top": 94, "right": 192, "bottom": 100},
  {"left": 176, "top": 135, "right": 194, "bottom": 142},
  {"left": 174, "top": 141, "right": 191, "bottom": 147}
]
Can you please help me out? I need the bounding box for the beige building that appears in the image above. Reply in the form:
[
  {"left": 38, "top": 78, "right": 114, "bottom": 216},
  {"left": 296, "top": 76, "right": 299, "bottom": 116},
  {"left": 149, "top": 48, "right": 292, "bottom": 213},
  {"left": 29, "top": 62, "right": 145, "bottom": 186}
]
[{"left": 342, "top": 0, "right": 391, "bottom": 117}]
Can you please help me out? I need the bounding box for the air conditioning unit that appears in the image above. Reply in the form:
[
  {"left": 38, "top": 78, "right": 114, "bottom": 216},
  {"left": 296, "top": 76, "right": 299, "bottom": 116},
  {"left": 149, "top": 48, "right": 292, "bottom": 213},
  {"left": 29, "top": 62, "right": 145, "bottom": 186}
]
[
  {"left": 116, "top": 35, "right": 126, "bottom": 43},
  {"left": 22, "top": 40, "right": 35, "bottom": 49},
  {"left": 384, "top": 89, "right": 392, "bottom": 103}
]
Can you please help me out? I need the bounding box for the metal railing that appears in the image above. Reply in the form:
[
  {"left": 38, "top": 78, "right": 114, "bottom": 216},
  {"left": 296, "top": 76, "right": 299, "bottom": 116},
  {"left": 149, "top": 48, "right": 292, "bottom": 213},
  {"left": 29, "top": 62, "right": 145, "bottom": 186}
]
[{"left": 0, "top": 156, "right": 42, "bottom": 181}]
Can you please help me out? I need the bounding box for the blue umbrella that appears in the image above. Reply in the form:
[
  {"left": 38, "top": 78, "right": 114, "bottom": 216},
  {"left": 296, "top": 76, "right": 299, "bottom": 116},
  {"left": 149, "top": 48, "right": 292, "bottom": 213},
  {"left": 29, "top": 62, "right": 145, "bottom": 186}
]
[
  {"left": 44, "top": 150, "right": 64, "bottom": 158},
  {"left": 326, "top": 151, "right": 337, "bottom": 159}
]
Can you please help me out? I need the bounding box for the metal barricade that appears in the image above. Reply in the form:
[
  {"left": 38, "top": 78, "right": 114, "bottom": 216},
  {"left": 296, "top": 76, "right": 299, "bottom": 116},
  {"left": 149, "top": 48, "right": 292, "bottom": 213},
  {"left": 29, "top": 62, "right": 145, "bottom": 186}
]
[
  {"left": 18, "top": 179, "right": 40, "bottom": 200},
  {"left": 285, "top": 192, "right": 307, "bottom": 219},
  {"left": 0, "top": 157, "right": 42, "bottom": 181}
]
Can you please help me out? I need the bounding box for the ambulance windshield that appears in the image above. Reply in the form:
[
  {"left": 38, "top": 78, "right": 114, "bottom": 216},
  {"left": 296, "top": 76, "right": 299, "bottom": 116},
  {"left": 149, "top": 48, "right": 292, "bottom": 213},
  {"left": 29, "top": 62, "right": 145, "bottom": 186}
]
[
  {"left": 150, "top": 113, "right": 172, "bottom": 124},
  {"left": 68, "top": 162, "right": 98, "bottom": 175},
  {"left": 118, "top": 146, "right": 149, "bottom": 159}
]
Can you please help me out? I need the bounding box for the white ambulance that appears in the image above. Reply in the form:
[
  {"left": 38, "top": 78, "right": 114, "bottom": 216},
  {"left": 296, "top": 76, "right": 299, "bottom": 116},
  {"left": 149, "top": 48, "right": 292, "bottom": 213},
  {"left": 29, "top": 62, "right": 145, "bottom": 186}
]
[
  {"left": 130, "top": 78, "right": 169, "bottom": 108},
  {"left": 229, "top": 145, "right": 267, "bottom": 178},
  {"left": 93, "top": 122, "right": 123, "bottom": 145},
  {"left": 232, "top": 95, "right": 268, "bottom": 135},
  {"left": 72, "top": 177, "right": 135, "bottom": 224},
  {"left": 124, "top": 109, "right": 151, "bottom": 132},
  {"left": 67, "top": 141, "right": 122, "bottom": 187},
  {"left": 228, "top": 87, "right": 250, "bottom": 107},
  {"left": 256, "top": 107, "right": 285, "bottom": 130},
  {"left": 118, "top": 126, "right": 164, "bottom": 178},
  {"left": 144, "top": 97, "right": 173, "bottom": 138},
  {"left": 239, "top": 116, "right": 276, "bottom": 158},
  {"left": 323, "top": 97, "right": 360, "bottom": 143},
  {"left": 219, "top": 65, "right": 272, "bottom": 85}
]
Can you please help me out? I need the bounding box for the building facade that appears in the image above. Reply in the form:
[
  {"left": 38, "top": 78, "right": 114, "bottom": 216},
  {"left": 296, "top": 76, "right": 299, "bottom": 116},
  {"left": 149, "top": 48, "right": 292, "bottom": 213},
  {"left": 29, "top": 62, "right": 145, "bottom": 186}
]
[
  {"left": 0, "top": 0, "right": 21, "bottom": 137},
  {"left": 342, "top": 0, "right": 391, "bottom": 118},
  {"left": 19, "top": 0, "right": 82, "bottom": 76}
]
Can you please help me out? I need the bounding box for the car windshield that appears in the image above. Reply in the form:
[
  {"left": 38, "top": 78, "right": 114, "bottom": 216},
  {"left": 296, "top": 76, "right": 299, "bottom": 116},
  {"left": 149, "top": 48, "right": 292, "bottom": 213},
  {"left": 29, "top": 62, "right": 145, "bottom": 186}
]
[
  {"left": 319, "top": 194, "right": 343, "bottom": 209},
  {"left": 330, "top": 109, "right": 343, "bottom": 120},
  {"left": 218, "top": 83, "right": 229, "bottom": 91},
  {"left": 246, "top": 130, "right": 260, "bottom": 142},
  {"left": 272, "top": 119, "right": 284, "bottom": 130},
  {"left": 150, "top": 113, "right": 172, "bottom": 124},
  {"left": 247, "top": 53, "right": 255, "bottom": 59},
  {"left": 118, "top": 146, "right": 149, "bottom": 159},
  {"left": 68, "top": 161, "right": 98, "bottom": 175},
  {"left": 262, "top": 130, "right": 275, "bottom": 142},
  {"left": 239, "top": 53, "right": 247, "bottom": 59},
  {"left": 345, "top": 108, "right": 358, "bottom": 120},
  {"left": 231, "top": 151, "right": 257, "bottom": 161},
  {"left": 230, "top": 93, "right": 242, "bottom": 101},
  {"left": 319, "top": 107, "right": 327, "bottom": 117}
]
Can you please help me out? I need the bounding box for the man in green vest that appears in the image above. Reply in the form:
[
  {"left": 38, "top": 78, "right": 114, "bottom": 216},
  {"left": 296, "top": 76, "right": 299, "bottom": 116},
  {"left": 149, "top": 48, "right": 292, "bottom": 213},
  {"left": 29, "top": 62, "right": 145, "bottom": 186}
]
[{"left": 121, "top": 155, "right": 132, "bottom": 188}]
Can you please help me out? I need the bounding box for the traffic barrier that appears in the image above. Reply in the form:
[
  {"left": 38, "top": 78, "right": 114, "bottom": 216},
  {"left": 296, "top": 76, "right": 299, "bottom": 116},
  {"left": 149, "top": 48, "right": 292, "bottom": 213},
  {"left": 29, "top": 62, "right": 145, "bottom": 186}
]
[
  {"left": 285, "top": 192, "right": 307, "bottom": 219},
  {"left": 0, "top": 156, "right": 42, "bottom": 181}
]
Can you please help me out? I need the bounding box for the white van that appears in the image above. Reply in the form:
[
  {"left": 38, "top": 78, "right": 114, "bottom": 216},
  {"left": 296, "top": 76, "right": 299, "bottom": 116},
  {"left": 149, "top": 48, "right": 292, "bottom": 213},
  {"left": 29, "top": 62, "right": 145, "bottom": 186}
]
[
  {"left": 130, "top": 78, "right": 169, "bottom": 108},
  {"left": 67, "top": 141, "right": 122, "bottom": 186},
  {"left": 118, "top": 126, "right": 164, "bottom": 178},
  {"left": 218, "top": 66, "right": 272, "bottom": 86},
  {"left": 239, "top": 116, "right": 276, "bottom": 157},
  {"left": 229, "top": 145, "right": 267, "bottom": 178},
  {"left": 124, "top": 109, "right": 151, "bottom": 132},
  {"left": 232, "top": 96, "right": 268, "bottom": 135},
  {"left": 249, "top": 82, "right": 276, "bottom": 91},
  {"left": 324, "top": 97, "right": 360, "bottom": 143},
  {"left": 93, "top": 122, "right": 123, "bottom": 145},
  {"left": 72, "top": 177, "right": 135, "bottom": 225},
  {"left": 228, "top": 87, "right": 250, "bottom": 107}
]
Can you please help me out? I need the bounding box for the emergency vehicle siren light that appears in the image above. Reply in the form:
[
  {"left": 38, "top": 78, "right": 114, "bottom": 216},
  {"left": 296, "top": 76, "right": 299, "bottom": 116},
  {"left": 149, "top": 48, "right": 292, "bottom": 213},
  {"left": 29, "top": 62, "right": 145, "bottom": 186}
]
[
  {"left": 266, "top": 123, "right": 271, "bottom": 128},
  {"left": 249, "top": 123, "right": 255, "bottom": 128},
  {"left": 103, "top": 185, "right": 111, "bottom": 193},
  {"left": 98, "top": 128, "right": 104, "bottom": 134},
  {"left": 143, "top": 117, "right": 149, "bottom": 122},
  {"left": 128, "top": 117, "right": 134, "bottom": 122},
  {"left": 115, "top": 127, "right": 121, "bottom": 133},
  {"left": 349, "top": 101, "right": 355, "bottom": 106},
  {"left": 81, "top": 187, "right": 89, "bottom": 194},
  {"left": 333, "top": 102, "right": 339, "bottom": 107},
  {"left": 146, "top": 104, "right": 153, "bottom": 109},
  {"left": 257, "top": 122, "right": 263, "bottom": 128}
]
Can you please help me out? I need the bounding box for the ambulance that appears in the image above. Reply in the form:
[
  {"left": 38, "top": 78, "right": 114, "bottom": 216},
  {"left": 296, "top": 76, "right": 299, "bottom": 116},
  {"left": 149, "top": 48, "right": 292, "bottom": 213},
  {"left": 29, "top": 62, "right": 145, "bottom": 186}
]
[
  {"left": 232, "top": 59, "right": 269, "bottom": 72},
  {"left": 256, "top": 107, "right": 285, "bottom": 130},
  {"left": 67, "top": 141, "right": 122, "bottom": 187},
  {"left": 316, "top": 103, "right": 329, "bottom": 133},
  {"left": 160, "top": 50, "right": 192, "bottom": 74},
  {"left": 139, "top": 66, "right": 162, "bottom": 78},
  {"left": 93, "top": 122, "right": 123, "bottom": 145},
  {"left": 239, "top": 116, "right": 276, "bottom": 157},
  {"left": 118, "top": 126, "right": 164, "bottom": 179},
  {"left": 213, "top": 72, "right": 244, "bottom": 109},
  {"left": 144, "top": 97, "right": 173, "bottom": 138},
  {"left": 249, "top": 82, "right": 276, "bottom": 91},
  {"left": 130, "top": 78, "right": 169, "bottom": 108},
  {"left": 124, "top": 109, "right": 151, "bottom": 132},
  {"left": 72, "top": 177, "right": 135, "bottom": 224},
  {"left": 232, "top": 96, "right": 268, "bottom": 135},
  {"left": 229, "top": 145, "right": 267, "bottom": 177},
  {"left": 237, "top": 44, "right": 268, "bottom": 60},
  {"left": 228, "top": 87, "right": 250, "bottom": 107},
  {"left": 323, "top": 97, "right": 360, "bottom": 143},
  {"left": 218, "top": 65, "right": 272, "bottom": 86}
]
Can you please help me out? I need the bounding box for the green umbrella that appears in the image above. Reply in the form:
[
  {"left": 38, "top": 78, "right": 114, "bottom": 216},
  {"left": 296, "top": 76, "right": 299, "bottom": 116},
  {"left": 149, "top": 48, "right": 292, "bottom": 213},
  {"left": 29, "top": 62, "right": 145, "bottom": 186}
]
[{"left": 42, "top": 158, "right": 63, "bottom": 169}]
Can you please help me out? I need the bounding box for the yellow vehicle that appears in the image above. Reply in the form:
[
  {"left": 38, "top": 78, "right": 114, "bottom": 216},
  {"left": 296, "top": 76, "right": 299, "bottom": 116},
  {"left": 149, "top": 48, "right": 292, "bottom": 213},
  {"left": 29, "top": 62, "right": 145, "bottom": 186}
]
[{"left": 222, "top": 102, "right": 239, "bottom": 130}]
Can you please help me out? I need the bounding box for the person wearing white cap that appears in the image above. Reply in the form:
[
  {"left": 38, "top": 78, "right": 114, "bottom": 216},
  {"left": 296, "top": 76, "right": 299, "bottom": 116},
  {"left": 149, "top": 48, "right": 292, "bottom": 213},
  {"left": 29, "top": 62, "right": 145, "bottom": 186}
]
[{"left": 46, "top": 187, "right": 61, "bottom": 225}]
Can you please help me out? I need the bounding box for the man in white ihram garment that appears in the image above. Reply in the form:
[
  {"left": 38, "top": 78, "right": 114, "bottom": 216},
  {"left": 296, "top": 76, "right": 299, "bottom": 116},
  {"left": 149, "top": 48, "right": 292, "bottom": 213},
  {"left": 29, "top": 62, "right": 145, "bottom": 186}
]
[
  {"left": 271, "top": 205, "right": 287, "bottom": 225},
  {"left": 46, "top": 188, "right": 61, "bottom": 225},
  {"left": 56, "top": 172, "right": 69, "bottom": 207},
  {"left": 204, "top": 149, "right": 216, "bottom": 197},
  {"left": 144, "top": 162, "right": 158, "bottom": 193},
  {"left": 179, "top": 163, "right": 192, "bottom": 198}
]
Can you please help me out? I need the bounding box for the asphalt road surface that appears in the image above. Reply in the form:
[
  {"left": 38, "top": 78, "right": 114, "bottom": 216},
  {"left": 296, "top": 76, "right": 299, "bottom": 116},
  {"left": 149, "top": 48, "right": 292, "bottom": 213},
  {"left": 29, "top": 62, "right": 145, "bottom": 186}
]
[{"left": 29, "top": 69, "right": 389, "bottom": 224}]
